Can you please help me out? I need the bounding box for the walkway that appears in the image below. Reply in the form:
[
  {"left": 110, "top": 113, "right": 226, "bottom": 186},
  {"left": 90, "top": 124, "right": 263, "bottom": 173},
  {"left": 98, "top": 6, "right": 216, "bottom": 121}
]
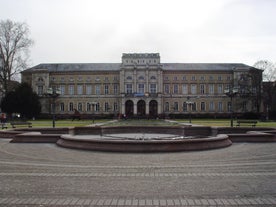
[{"left": 0, "top": 138, "right": 275, "bottom": 206}]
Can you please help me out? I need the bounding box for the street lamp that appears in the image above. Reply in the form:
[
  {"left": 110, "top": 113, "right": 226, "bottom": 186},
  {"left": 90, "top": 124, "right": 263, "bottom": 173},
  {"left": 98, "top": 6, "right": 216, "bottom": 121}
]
[
  {"left": 46, "top": 88, "right": 61, "bottom": 128},
  {"left": 185, "top": 96, "right": 194, "bottom": 123},
  {"left": 224, "top": 87, "right": 238, "bottom": 127}
]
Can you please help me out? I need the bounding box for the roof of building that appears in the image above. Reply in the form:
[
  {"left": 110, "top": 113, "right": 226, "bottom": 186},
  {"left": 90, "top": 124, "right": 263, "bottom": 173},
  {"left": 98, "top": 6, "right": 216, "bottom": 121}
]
[
  {"left": 122, "top": 53, "right": 160, "bottom": 58},
  {"left": 22, "top": 63, "right": 258, "bottom": 73},
  {"left": 162, "top": 63, "right": 254, "bottom": 71}
]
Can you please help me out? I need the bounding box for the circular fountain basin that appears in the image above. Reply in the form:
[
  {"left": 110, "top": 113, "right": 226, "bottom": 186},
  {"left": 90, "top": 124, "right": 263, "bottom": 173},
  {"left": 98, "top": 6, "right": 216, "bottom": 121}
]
[{"left": 57, "top": 126, "right": 232, "bottom": 152}]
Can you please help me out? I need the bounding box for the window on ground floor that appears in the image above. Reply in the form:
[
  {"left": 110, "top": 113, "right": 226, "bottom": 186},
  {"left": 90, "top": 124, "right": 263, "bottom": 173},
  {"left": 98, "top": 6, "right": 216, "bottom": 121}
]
[
  {"left": 209, "top": 102, "right": 214, "bottom": 112},
  {"left": 78, "top": 103, "right": 83, "bottom": 111},
  {"left": 60, "top": 103, "right": 64, "bottom": 112},
  {"left": 173, "top": 102, "right": 178, "bottom": 111},
  {"left": 165, "top": 102, "right": 169, "bottom": 112},
  {"left": 200, "top": 102, "right": 206, "bottom": 111},
  {"left": 218, "top": 102, "right": 223, "bottom": 112},
  {"left": 69, "top": 102, "right": 74, "bottom": 111},
  {"left": 183, "top": 102, "right": 187, "bottom": 112}
]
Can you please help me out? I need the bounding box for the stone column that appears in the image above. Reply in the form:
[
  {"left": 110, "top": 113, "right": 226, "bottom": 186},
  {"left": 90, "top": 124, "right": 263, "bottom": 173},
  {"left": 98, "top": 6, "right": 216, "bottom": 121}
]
[
  {"left": 146, "top": 99, "right": 149, "bottom": 115},
  {"left": 134, "top": 100, "right": 137, "bottom": 115},
  {"left": 121, "top": 98, "right": 125, "bottom": 115},
  {"left": 158, "top": 98, "right": 162, "bottom": 115}
]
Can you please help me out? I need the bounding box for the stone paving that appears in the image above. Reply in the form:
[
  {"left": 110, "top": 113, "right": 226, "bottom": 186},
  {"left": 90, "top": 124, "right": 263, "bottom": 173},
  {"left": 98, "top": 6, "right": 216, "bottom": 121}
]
[{"left": 0, "top": 138, "right": 275, "bottom": 206}]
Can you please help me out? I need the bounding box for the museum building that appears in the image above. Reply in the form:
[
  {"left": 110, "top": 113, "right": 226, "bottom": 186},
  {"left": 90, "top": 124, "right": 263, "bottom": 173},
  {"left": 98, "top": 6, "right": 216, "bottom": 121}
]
[{"left": 21, "top": 53, "right": 263, "bottom": 118}]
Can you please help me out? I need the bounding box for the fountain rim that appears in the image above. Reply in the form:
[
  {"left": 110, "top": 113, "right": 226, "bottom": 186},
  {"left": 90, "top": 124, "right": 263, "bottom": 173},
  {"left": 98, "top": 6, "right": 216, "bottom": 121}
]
[{"left": 60, "top": 134, "right": 229, "bottom": 143}]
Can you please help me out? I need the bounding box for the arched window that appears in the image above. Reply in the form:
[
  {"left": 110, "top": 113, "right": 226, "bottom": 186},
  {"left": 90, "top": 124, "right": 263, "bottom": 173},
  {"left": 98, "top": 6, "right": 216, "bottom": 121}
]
[
  {"left": 150, "top": 76, "right": 156, "bottom": 80},
  {"left": 126, "top": 76, "right": 132, "bottom": 80},
  {"left": 78, "top": 103, "right": 83, "bottom": 111}
]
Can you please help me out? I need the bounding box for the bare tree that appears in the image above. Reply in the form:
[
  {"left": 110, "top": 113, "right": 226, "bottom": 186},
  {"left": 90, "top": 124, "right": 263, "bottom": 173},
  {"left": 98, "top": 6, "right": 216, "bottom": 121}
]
[
  {"left": 0, "top": 19, "right": 33, "bottom": 94},
  {"left": 253, "top": 60, "right": 276, "bottom": 81}
]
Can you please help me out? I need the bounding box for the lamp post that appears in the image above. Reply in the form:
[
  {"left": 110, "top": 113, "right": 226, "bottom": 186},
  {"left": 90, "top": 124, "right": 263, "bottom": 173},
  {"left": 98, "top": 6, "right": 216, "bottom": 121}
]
[
  {"left": 90, "top": 102, "right": 98, "bottom": 123},
  {"left": 46, "top": 88, "right": 61, "bottom": 128},
  {"left": 224, "top": 87, "right": 238, "bottom": 127},
  {"left": 185, "top": 96, "right": 194, "bottom": 123}
]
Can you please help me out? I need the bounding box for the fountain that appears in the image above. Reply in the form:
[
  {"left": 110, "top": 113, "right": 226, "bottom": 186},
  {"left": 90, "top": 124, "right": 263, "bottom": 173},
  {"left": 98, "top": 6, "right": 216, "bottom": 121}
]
[
  {"left": 56, "top": 125, "right": 232, "bottom": 152},
  {"left": 1, "top": 121, "right": 275, "bottom": 152}
]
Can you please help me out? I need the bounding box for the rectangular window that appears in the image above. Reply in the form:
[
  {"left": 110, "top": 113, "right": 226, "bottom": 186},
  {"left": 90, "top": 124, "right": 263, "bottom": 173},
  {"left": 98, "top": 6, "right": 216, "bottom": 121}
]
[
  {"left": 113, "top": 84, "right": 118, "bottom": 94},
  {"left": 60, "top": 103, "right": 64, "bottom": 112},
  {"left": 69, "top": 85, "right": 74, "bottom": 95},
  {"left": 113, "top": 102, "right": 118, "bottom": 112},
  {"left": 86, "top": 85, "right": 92, "bottom": 95},
  {"left": 104, "top": 85, "right": 109, "bottom": 95},
  {"left": 173, "top": 84, "right": 178, "bottom": 94},
  {"left": 69, "top": 102, "right": 74, "bottom": 111},
  {"left": 60, "top": 85, "right": 65, "bottom": 95},
  {"left": 191, "top": 76, "right": 196, "bottom": 81},
  {"left": 164, "top": 84, "right": 170, "bottom": 94},
  {"left": 126, "top": 84, "right": 132, "bottom": 94},
  {"left": 218, "top": 102, "right": 223, "bottom": 112},
  {"left": 138, "top": 84, "right": 144, "bottom": 93},
  {"left": 227, "top": 102, "right": 231, "bottom": 112},
  {"left": 218, "top": 84, "right": 223, "bottom": 94},
  {"left": 183, "top": 102, "right": 187, "bottom": 112},
  {"left": 150, "top": 84, "right": 157, "bottom": 93},
  {"left": 209, "top": 102, "right": 214, "bottom": 111},
  {"left": 182, "top": 84, "right": 188, "bottom": 94},
  {"left": 209, "top": 84, "right": 214, "bottom": 94},
  {"left": 95, "top": 85, "right": 101, "bottom": 95},
  {"left": 191, "top": 84, "right": 197, "bottom": 94},
  {"left": 200, "top": 84, "right": 205, "bottom": 94},
  {"left": 77, "top": 85, "right": 83, "bottom": 95}
]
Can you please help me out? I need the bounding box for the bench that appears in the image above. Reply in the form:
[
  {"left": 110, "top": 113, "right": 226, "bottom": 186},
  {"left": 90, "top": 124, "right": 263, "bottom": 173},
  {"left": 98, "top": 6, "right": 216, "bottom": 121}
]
[
  {"left": 236, "top": 120, "right": 257, "bottom": 127},
  {"left": 10, "top": 122, "right": 32, "bottom": 128},
  {"left": 1, "top": 123, "right": 8, "bottom": 129}
]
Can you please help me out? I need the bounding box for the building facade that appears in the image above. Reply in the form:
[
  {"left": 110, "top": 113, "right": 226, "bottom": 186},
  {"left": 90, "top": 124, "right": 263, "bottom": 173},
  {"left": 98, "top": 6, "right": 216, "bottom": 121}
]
[{"left": 21, "top": 53, "right": 263, "bottom": 118}]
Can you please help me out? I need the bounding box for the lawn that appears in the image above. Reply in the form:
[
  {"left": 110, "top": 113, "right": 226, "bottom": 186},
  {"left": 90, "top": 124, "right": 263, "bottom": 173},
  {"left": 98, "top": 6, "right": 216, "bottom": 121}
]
[
  {"left": 26, "top": 119, "right": 106, "bottom": 128},
  {"left": 175, "top": 118, "right": 276, "bottom": 127},
  {"left": 4, "top": 118, "right": 276, "bottom": 128}
]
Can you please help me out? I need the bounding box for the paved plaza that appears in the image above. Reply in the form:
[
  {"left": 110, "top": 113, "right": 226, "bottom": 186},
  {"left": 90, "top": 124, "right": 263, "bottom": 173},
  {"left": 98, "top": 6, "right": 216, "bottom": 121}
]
[{"left": 0, "top": 138, "right": 275, "bottom": 206}]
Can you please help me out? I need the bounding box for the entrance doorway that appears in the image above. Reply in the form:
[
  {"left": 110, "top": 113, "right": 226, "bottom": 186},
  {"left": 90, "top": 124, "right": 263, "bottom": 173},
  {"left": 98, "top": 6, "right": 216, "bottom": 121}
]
[
  {"left": 125, "top": 100, "right": 134, "bottom": 116},
  {"left": 149, "top": 100, "right": 158, "bottom": 117},
  {"left": 137, "top": 100, "right": 146, "bottom": 116}
]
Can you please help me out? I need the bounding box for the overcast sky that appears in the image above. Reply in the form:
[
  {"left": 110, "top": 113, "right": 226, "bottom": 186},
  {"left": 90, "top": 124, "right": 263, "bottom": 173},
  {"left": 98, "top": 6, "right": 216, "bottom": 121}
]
[{"left": 0, "top": 0, "right": 275, "bottom": 66}]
